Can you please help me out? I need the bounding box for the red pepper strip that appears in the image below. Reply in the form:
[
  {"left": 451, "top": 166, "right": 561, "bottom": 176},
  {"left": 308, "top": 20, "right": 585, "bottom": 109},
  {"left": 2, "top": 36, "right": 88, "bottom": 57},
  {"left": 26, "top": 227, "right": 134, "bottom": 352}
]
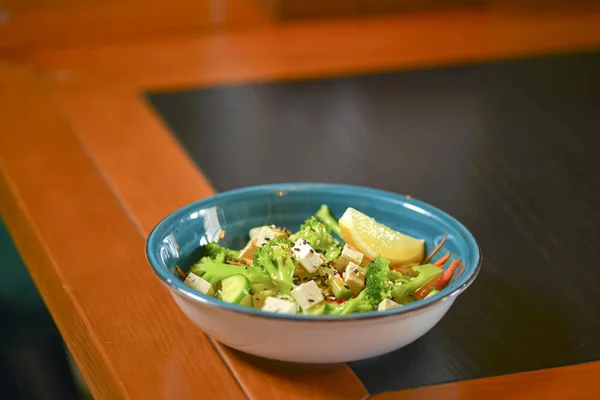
[
  {"left": 226, "top": 260, "right": 246, "bottom": 266},
  {"left": 423, "top": 232, "right": 448, "bottom": 264},
  {"left": 175, "top": 265, "right": 186, "bottom": 279},
  {"left": 434, "top": 252, "right": 451, "bottom": 267},
  {"left": 435, "top": 260, "right": 460, "bottom": 290}
]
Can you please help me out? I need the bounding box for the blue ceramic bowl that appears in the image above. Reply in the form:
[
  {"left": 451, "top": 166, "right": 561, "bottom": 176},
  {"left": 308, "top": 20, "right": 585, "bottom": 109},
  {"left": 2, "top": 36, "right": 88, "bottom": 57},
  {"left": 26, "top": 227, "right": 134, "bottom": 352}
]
[{"left": 146, "top": 183, "right": 481, "bottom": 363}]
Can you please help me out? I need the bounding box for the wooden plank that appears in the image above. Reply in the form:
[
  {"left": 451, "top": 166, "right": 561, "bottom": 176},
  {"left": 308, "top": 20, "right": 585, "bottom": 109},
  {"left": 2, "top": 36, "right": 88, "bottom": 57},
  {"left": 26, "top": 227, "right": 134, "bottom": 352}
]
[
  {"left": 372, "top": 361, "right": 600, "bottom": 400},
  {"left": 48, "top": 76, "right": 369, "bottom": 400},
  {"left": 262, "top": 0, "right": 486, "bottom": 20},
  {"left": 44, "top": 80, "right": 216, "bottom": 235},
  {"left": 0, "top": 62, "right": 245, "bottom": 400},
  {"left": 0, "top": 0, "right": 271, "bottom": 50},
  {"left": 261, "top": 0, "right": 599, "bottom": 20},
  {"left": 22, "top": 9, "right": 600, "bottom": 90}
]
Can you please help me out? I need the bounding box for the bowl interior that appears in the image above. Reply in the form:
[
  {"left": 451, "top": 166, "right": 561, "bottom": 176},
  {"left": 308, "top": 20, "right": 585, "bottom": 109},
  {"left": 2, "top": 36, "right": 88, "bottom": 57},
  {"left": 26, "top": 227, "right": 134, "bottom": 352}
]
[{"left": 146, "top": 183, "right": 480, "bottom": 319}]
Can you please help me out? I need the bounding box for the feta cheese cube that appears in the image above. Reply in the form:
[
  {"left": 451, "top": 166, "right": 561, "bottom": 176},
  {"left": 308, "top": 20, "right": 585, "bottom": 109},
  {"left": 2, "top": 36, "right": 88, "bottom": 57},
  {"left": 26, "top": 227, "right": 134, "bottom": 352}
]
[
  {"left": 239, "top": 237, "right": 260, "bottom": 259},
  {"left": 334, "top": 244, "right": 364, "bottom": 271},
  {"left": 255, "top": 226, "right": 288, "bottom": 246},
  {"left": 262, "top": 297, "right": 297, "bottom": 314},
  {"left": 291, "top": 238, "right": 324, "bottom": 273},
  {"left": 377, "top": 298, "right": 401, "bottom": 311},
  {"left": 291, "top": 280, "right": 324, "bottom": 311},
  {"left": 344, "top": 262, "right": 365, "bottom": 296},
  {"left": 184, "top": 272, "right": 214, "bottom": 296}
]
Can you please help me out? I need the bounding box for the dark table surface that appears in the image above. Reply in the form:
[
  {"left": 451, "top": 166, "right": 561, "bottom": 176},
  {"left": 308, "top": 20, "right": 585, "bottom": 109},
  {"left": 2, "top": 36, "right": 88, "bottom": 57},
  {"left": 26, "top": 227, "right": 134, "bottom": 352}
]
[{"left": 146, "top": 50, "right": 600, "bottom": 394}]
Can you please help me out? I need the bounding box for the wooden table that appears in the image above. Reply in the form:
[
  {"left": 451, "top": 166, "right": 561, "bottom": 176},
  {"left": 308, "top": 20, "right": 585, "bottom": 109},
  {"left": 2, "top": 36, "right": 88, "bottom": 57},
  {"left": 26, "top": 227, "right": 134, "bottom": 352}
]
[{"left": 2, "top": 6, "right": 600, "bottom": 399}]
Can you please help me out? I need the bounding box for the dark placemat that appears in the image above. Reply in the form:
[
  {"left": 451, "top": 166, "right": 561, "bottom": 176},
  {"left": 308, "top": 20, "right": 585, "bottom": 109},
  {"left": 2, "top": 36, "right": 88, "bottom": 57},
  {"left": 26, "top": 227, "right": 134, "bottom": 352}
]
[{"left": 145, "top": 51, "right": 600, "bottom": 394}]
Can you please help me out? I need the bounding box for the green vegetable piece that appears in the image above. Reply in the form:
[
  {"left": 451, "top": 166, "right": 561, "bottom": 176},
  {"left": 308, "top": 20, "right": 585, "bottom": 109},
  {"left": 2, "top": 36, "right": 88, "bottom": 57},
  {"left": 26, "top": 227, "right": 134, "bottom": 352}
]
[
  {"left": 326, "top": 257, "right": 395, "bottom": 315},
  {"left": 364, "top": 256, "right": 392, "bottom": 307},
  {"left": 189, "top": 255, "right": 247, "bottom": 288},
  {"left": 315, "top": 204, "right": 342, "bottom": 239},
  {"left": 252, "top": 238, "right": 296, "bottom": 294},
  {"left": 238, "top": 294, "right": 254, "bottom": 308},
  {"left": 245, "top": 265, "right": 277, "bottom": 293},
  {"left": 304, "top": 302, "right": 326, "bottom": 315},
  {"left": 391, "top": 264, "right": 442, "bottom": 303},
  {"left": 327, "top": 291, "right": 375, "bottom": 315},
  {"left": 328, "top": 274, "right": 352, "bottom": 300},
  {"left": 289, "top": 216, "right": 342, "bottom": 261},
  {"left": 202, "top": 241, "right": 242, "bottom": 262},
  {"left": 388, "top": 268, "right": 411, "bottom": 283},
  {"left": 425, "top": 289, "right": 440, "bottom": 299},
  {"left": 220, "top": 274, "right": 251, "bottom": 304}
]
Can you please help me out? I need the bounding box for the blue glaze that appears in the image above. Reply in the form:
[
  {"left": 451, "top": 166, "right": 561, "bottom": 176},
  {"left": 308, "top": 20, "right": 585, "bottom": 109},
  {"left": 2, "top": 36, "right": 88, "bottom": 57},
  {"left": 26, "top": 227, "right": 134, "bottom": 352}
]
[{"left": 146, "top": 183, "right": 482, "bottom": 321}]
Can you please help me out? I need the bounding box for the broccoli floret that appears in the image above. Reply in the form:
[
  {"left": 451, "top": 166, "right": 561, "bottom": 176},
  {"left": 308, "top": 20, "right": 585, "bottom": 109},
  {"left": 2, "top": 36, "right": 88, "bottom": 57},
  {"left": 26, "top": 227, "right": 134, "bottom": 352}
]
[
  {"left": 364, "top": 256, "right": 392, "bottom": 307},
  {"left": 387, "top": 268, "right": 404, "bottom": 282},
  {"left": 202, "top": 242, "right": 242, "bottom": 262},
  {"left": 289, "top": 216, "right": 342, "bottom": 261},
  {"left": 326, "top": 257, "right": 393, "bottom": 315},
  {"left": 315, "top": 204, "right": 342, "bottom": 239},
  {"left": 189, "top": 254, "right": 247, "bottom": 288},
  {"left": 391, "top": 264, "right": 442, "bottom": 303},
  {"left": 245, "top": 265, "right": 277, "bottom": 293},
  {"left": 388, "top": 269, "right": 413, "bottom": 285},
  {"left": 326, "top": 291, "right": 374, "bottom": 315},
  {"left": 252, "top": 238, "right": 296, "bottom": 294}
]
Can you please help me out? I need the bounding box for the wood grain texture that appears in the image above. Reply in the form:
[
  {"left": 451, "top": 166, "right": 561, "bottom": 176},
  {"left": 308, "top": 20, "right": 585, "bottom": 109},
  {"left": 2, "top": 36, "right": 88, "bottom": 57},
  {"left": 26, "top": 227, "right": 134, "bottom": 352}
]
[
  {"left": 47, "top": 77, "right": 369, "bottom": 400},
  {"left": 0, "top": 63, "right": 245, "bottom": 400},
  {"left": 22, "top": 9, "right": 600, "bottom": 90},
  {"left": 372, "top": 362, "right": 600, "bottom": 400},
  {"left": 263, "top": 0, "right": 486, "bottom": 19},
  {"left": 45, "top": 80, "right": 216, "bottom": 235},
  {"left": 0, "top": 0, "right": 271, "bottom": 50},
  {"left": 217, "top": 350, "right": 369, "bottom": 400}
]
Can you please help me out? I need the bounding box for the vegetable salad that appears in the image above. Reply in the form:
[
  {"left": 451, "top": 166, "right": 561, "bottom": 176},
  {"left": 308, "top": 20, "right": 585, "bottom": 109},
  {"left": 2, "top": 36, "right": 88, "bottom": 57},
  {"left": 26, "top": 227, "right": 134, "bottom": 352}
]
[{"left": 180, "top": 205, "right": 460, "bottom": 315}]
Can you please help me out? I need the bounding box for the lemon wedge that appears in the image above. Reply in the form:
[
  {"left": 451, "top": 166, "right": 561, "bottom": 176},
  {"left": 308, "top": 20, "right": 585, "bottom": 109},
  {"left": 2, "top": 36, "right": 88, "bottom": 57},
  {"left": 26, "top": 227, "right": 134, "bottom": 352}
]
[{"left": 339, "top": 207, "right": 425, "bottom": 268}]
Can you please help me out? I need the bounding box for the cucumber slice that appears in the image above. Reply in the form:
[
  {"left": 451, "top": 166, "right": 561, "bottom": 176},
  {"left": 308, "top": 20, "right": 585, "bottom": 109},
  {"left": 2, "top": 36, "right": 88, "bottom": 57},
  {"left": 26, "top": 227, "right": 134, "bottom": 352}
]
[
  {"left": 304, "top": 302, "right": 326, "bottom": 315},
  {"left": 328, "top": 274, "right": 352, "bottom": 300},
  {"left": 221, "top": 274, "right": 250, "bottom": 304},
  {"left": 249, "top": 280, "right": 276, "bottom": 294},
  {"left": 239, "top": 294, "right": 254, "bottom": 308}
]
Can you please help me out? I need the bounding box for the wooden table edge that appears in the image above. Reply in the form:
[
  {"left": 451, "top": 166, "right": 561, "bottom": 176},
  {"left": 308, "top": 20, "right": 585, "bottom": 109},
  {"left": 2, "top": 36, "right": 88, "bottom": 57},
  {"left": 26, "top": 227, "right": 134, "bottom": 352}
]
[
  {"left": 370, "top": 361, "right": 600, "bottom": 399},
  {"left": 22, "top": 9, "right": 600, "bottom": 91},
  {"left": 0, "top": 62, "right": 247, "bottom": 400}
]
